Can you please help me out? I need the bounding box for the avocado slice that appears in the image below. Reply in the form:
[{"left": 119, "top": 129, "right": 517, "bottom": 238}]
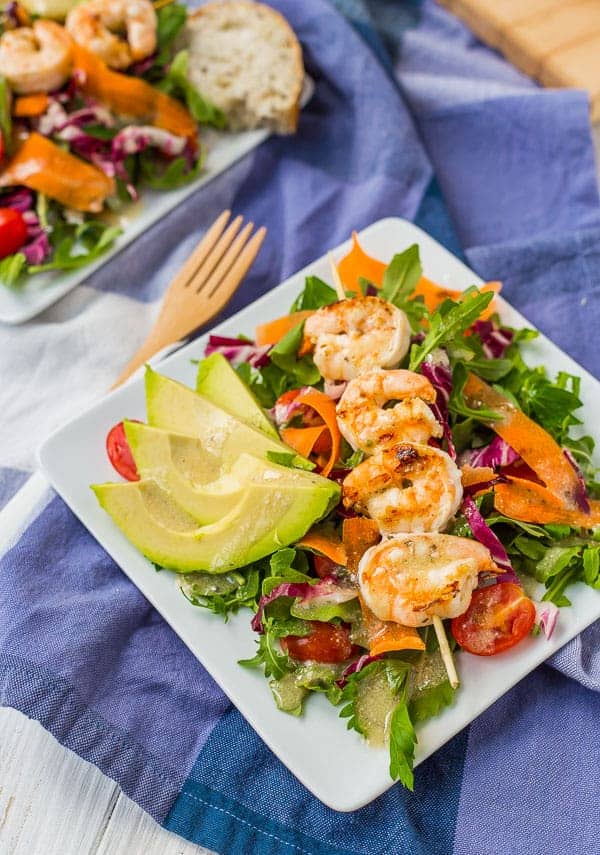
[
  {"left": 92, "top": 460, "right": 340, "bottom": 573},
  {"left": 145, "top": 367, "right": 310, "bottom": 469},
  {"left": 196, "top": 353, "right": 277, "bottom": 438},
  {"left": 125, "top": 424, "right": 329, "bottom": 525}
]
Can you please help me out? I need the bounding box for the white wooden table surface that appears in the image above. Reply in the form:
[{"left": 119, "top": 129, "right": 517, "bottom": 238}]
[{"left": 1, "top": 125, "right": 599, "bottom": 855}]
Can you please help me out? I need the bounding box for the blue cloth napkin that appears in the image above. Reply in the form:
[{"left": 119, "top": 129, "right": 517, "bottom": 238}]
[{"left": 1, "top": 2, "right": 599, "bottom": 853}]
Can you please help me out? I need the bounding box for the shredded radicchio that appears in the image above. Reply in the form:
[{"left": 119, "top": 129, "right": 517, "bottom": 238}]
[
  {"left": 462, "top": 495, "right": 519, "bottom": 582},
  {"left": 563, "top": 448, "right": 591, "bottom": 514},
  {"left": 269, "top": 386, "right": 318, "bottom": 429},
  {"left": 204, "top": 335, "right": 271, "bottom": 369},
  {"left": 251, "top": 576, "right": 357, "bottom": 634},
  {"left": 336, "top": 653, "right": 383, "bottom": 688},
  {"left": 0, "top": 192, "right": 51, "bottom": 264},
  {"left": 534, "top": 601, "right": 559, "bottom": 640},
  {"left": 0, "top": 188, "right": 34, "bottom": 212},
  {"left": 472, "top": 319, "right": 514, "bottom": 359},
  {"left": 21, "top": 211, "right": 51, "bottom": 264},
  {"left": 459, "top": 436, "right": 519, "bottom": 470},
  {"left": 420, "top": 349, "right": 456, "bottom": 459}
]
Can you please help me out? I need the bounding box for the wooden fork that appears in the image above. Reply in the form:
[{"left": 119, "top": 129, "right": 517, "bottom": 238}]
[{"left": 112, "top": 211, "right": 266, "bottom": 388}]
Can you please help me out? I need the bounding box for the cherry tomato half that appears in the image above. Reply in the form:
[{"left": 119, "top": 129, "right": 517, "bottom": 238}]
[
  {"left": 0, "top": 208, "right": 27, "bottom": 259},
  {"left": 313, "top": 553, "right": 342, "bottom": 579},
  {"left": 106, "top": 420, "right": 139, "bottom": 481},
  {"left": 451, "top": 582, "right": 536, "bottom": 656},
  {"left": 281, "top": 621, "right": 353, "bottom": 663}
]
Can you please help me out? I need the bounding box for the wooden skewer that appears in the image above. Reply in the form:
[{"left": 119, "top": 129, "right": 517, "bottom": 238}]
[
  {"left": 328, "top": 252, "right": 346, "bottom": 301},
  {"left": 433, "top": 616, "right": 459, "bottom": 689}
]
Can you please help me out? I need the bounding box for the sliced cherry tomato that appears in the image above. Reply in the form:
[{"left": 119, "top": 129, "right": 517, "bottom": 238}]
[
  {"left": 313, "top": 553, "right": 342, "bottom": 579},
  {"left": 281, "top": 621, "right": 353, "bottom": 663},
  {"left": 106, "top": 420, "right": 140, "bottom": 482},
  {"left": 0, "top": 208, "right": 27, "bottom": 259},
  {"left": 451, "top": 582, "right": 536, "bottom": 656}
]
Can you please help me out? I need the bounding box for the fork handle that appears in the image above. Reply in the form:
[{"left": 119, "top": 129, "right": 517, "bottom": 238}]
[{"left": 111, "top": 331, "right": 173, "bottom": 390}]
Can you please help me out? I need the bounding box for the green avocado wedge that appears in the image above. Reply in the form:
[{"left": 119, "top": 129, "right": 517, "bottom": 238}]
[
  {"left": 91, "top": 462, "right": 340, "bottom": 573},
  {"left": 144, "top": 367, "right": 311, "bottom": 470},
  {"left": 195, "top": 352, "right": 278, "bottom": 438},
  {"left": 124, "top": 424, "right": 332, "bottom": 525}
]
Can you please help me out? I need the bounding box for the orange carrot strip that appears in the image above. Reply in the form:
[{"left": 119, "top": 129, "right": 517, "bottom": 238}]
[
  {"left": 414, "top": 278, "right": 501, "bottom": 317},
  {"left": 359, "top": 595, "right": 425, "bottom": 655},
  {"left": 295, "top": 389, "right": 341, "bottom": 477},
  {"left": 463, "top": 372, "right": 584, "bottom": 511},
  {"left": 494, "top": 477, "right": 600, "bottom": 526},
  {"left": 281, "top": 425, "right": 328, "bottom": 460},
  {"left": 460, "top": 465, "right": 495, "bottom": 489},
  {"left": 72, "top": 44, "right": 197, "bottom": 141},
  {"left": 0, "top": 132, "right": 114, "bottom": 212},
  {"left": 297, "top": 527, "right": 347, "bottom": 566},
  {"left": 337, "top": 231, "right": 387, "bottom": 295},
  {"left": 342, "top": 517, "right": 380, "bottom": 573},
  {"left": 13, "top": 94, "right": 49, "bottom": 118},
  {"left": 255, "top": 310, "right": 314, "bottom": 346}
]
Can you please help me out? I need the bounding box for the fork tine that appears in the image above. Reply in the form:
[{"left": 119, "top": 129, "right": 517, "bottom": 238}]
[
  {"left": 199, "top": 221, "right": 254, "bottom": 295},
  {"left": 168, "top": 209, "right": 231, "bottom": 293},
  {"left": 207, "top": 226, "right": 267, "bottom": 300},
  {"left": 193, "top": 215, "right": 244, "bottom": 292}
]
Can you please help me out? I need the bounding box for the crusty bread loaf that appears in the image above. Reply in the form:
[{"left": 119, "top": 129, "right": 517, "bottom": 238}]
[{"left": 185, "top": 1, "right": 304, "bottom": 134}]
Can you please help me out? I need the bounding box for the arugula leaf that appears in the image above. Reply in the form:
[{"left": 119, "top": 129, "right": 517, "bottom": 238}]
[
  {"left": 449, "top": 363, "right": 502, "bottom": 422},
  {"left": 388, "top": 701, "right": 417, "bottom": 790},
  {"left": 380, "top": 244, "right": 421, "bottom": 305},
  {"left": 409, "top": 288, "right": 494, "bottom": 371},
  {"left": 0, "top": 252, "right": 27, "bottom": 287},
  {"left": 180, "top": 567, "right": 261, "bottom": 619},
  {"left": 158, "top": 50, "right": 226, "bottom": 128},
  {"left": 139, "top": 149, "right": 205, "bottom": 190},
  {"left": 583, "top": 546, "right": 600, "bottom": 587},
  {"left": 269, "top": 321, "right": 321, "bottom": 387},
  {"left": 290, "top": 276, "right": 337, "bottom": 311},
  {"left": 239, "top": 622, "right": 291, "bottom": 679}
]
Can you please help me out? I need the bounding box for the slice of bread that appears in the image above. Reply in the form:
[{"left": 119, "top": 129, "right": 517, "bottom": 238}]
[{"left": 185, "top": 1, "right": 304, "bottom": 134}]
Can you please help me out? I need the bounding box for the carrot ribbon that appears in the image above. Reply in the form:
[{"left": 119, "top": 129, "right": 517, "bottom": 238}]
[
  {"left": 0, "top": 132, "right": 115, "bottom": 212},
  {"left": 72, "top": 44, "right": 197, "bottom": 142},
  {"left": 281, "top": 388, "right": 341, "bottom": 477}
]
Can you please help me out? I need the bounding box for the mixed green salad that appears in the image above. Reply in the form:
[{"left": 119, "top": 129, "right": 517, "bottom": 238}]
[
  {"left": 96, "top": 235, "right": 600, "bottom": 789},
  {"left": 0, "top": 1, "right": 224, "bottom": 287}
]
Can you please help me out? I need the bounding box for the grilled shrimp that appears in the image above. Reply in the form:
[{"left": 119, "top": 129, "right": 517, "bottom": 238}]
[
  {"left": 303, "top": 296, "right": 410, "bottom": 382},
  {"left": 337, "top": 369, "right": 442, "bottom": 453},
  {"left": 358, "top": 533, "right": 495, "bottom": 626},
  {"left": 66, "top": 0, "right": 157, "bottom": 70},
  {"left": 343, "top": 443, "right": 463, "bottom": 534},
  {"left": 0, "top": 20, "right": 72, "bottom": 94}
]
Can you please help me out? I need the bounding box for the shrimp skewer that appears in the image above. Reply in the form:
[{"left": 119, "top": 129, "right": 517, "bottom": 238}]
[
  {"left": 336, "top": 368, "right": 442, "bottom": 454},
  {"left": 66, "top": 0, "right": 157, "bottom": 70},
  {"left": 304, "top": 295, "right": 410, "bottom": 382},
  {"left": 343, "top": 443, "right": 463, "bottom": 535},
  {"left": 0, "top": 20, "right": 72, "bottom": 94},
  {"left": 358, "top": 533, "right": 496, "bottom": 627}
]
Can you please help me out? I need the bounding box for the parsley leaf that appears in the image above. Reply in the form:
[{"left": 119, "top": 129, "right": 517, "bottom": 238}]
[{"left": 388, "top": 701, "right": 417, "bottom": 790}]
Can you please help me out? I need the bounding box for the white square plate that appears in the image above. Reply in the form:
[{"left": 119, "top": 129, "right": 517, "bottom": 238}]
[
  {"left": 0, "top": 79, "right": 313, "bottom": 325},
  {"left": 38, "top": 217, "right": 600, "bottom": 811}
]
